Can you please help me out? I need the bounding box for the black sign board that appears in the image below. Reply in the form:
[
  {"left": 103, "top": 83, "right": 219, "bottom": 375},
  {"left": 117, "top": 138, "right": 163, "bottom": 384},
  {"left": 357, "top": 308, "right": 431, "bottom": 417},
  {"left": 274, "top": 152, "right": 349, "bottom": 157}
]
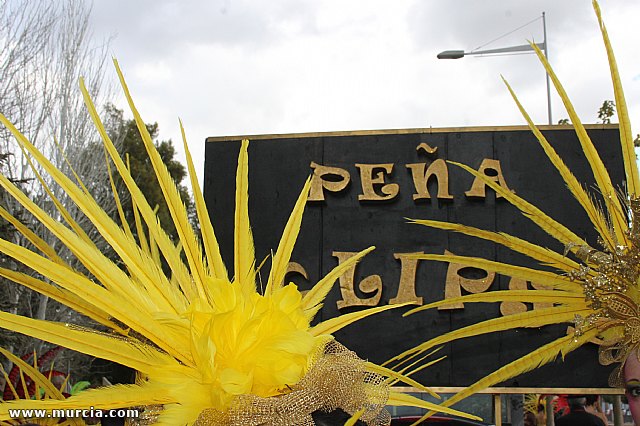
[{"left": 204, "top": 125, "right": 622, "bottom": 389}]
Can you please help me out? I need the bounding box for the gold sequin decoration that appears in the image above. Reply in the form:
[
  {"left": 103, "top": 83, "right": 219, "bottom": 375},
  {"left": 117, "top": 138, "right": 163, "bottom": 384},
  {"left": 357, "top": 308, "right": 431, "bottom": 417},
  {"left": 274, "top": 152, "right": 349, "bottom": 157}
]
[{"left": 568, "top": 198, "right": 640, "bottom": 385}]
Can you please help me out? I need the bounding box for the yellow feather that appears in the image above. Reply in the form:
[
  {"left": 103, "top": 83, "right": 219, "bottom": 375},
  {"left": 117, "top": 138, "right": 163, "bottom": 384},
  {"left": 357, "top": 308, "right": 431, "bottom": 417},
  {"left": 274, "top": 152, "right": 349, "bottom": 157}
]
[
  {"left": 529, "top": 42, "right": 628, "bottom": 246},
  {"left": 0, "top": 363, "right": 18, "bottom": 400},
  {"left": 365, "top": 362, "right": 440, "bottom": 398},
  {"left": 0, "top": 311, "right": 175, "bottom": 374},
  {"left": 387, "top": 391, "right": 483, "bottom": 421},
  {"left": 406, "top": 290, "right": 585, "bottom": 316},
  {"left": 399, "top": 356, "right": 447, "bottom": 386},
  {"left": 344, "top": 408, "right": 365, "bottom": 426},
  {"left": 0, "top": 383, "right": 174, "bottom": 417},
  {"left": 54, "top": 136, "right": 92, "bottom": 199},
  {"left": 79, "top": 78, "right": 196, "bottom": 306},
  {"left": 501, "top": 77, "right": 617, "bottom": 252},
  {"left": 15, "top": 143, "right": 94, "bottom": 247},
  {"left": 106, "top": 147, "right": 135, "bottom": 242},
  {"left": 0, "top": 347, "right": 70, "bottom": 406},
  {"left": 0, "top": 238, "right": 190, "bottom": 362},
  {"left": 127, "top": 155, "right": 153, "bottom": 256},
  {"left": 17, "top": 368, "right": 29, "bottom": 400},
  {"left": 593, "top": 0, "right": 640, "bottom": 198},
  {"left": 302, "top": 246, "right": 375, "bottom": 319},
  {"left": 0, "top": 205, "right": 65, "bottom": 265},
  {"left": 450, "top": 161, "right": 591, "bottom": 251},
  {"left": 0, "top": 111, "right": 187, "bottom": 318},
  {"left": 113, "top": 61, "right": 210, "bottom": 302},
  {"left": 388, "top": 306, "right": 592, "bottom": 367},
  {"left": 0, "top": 169, "right": 122, "bottom": 299},
  {"left": 180, "top": 120, "right": 228, "bottom": 282},
  {"left": 391, "top": 347, "right": 443, "bottom": 380},
  {"left": 412, "top": 253, "right": 582, "bottom": 292},
  {"left": 234, "top": 139, "right": 256, "bottom": 294},
  {"left": 410, "top": 219, "right": 584, "bottom": 273},
  {"left": 310, "top": 303, "right": 410, "bottom": 336},
  {"left": 0, "top": 266, "right": 123, "bottom": 333},
  {"left": 266, "top": 177, "right": 312, "bottom": 295},
  {"left": 415, "top": 327, "right": 600, "bottom": 423}
]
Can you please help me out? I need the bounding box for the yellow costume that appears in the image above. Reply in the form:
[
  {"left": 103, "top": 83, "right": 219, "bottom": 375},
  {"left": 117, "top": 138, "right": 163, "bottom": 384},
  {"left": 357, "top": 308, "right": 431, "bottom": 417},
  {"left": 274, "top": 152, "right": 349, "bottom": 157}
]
[
  {"left": 387, "top": 0, "right": 639, "bottom": 421},
  {"left": 0, "top": 60, "right": 477, "bottom": 424}
]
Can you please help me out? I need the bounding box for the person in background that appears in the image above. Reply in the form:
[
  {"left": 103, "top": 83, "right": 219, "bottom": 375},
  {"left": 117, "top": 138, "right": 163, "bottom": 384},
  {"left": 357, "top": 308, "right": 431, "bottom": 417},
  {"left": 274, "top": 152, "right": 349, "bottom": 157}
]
[
  {"left": 555, "top": 395, "right": 605, "bottom": 426},
  {"left": 585, "top": 395, "right": 608, "bottom": 425}
]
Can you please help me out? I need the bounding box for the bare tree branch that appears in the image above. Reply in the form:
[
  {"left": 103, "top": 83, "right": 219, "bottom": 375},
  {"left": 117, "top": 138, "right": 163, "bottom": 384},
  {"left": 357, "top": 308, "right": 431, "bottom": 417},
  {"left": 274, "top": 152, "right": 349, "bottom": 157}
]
[{"left": 0, "top": 0, "right": 117, "bottom": 374}]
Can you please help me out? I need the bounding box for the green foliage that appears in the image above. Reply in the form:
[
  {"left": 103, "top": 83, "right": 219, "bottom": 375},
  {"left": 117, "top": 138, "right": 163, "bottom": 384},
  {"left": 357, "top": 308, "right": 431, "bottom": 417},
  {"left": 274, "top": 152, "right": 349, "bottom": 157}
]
[
  {"left": 70, "top": 380, "right": 91, "bottom": 395},
  {"left": 597, "top": 100, "right": 616, "bottom": 124},
  {"left": 557, "top": 118, "right": 570, "bottom": 125}
]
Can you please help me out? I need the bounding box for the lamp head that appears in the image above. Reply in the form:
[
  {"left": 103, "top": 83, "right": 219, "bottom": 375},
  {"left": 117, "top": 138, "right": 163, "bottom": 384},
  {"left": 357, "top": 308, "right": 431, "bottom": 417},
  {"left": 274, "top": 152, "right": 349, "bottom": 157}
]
[{"left": 437, "top": 50, "right": 465, "bottom": 59}]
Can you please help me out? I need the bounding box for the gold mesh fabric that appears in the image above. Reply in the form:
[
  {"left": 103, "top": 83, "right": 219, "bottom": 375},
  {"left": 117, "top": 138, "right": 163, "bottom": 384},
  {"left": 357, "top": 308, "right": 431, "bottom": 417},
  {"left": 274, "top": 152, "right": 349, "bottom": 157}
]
[
  {"left": 126, "top": 405, "right": 163, "bottom": 425},
  {"left": 129, "top": 341, "right": 391, "bottom": 425},
  {"left": 195, "top": 340, "right": 391, "bottom": 426}
]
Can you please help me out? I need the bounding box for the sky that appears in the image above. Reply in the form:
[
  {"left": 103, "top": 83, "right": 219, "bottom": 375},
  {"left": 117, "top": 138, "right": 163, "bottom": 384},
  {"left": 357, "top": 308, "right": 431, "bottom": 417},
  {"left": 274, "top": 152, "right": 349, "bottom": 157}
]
[{"left": 88, "top": 0, "right": 640, "bottom": 182}]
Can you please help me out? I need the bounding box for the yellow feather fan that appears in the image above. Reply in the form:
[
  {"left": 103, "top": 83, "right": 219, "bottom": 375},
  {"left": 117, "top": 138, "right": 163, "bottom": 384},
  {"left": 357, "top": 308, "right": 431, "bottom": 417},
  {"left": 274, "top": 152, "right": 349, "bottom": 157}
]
[
  {"left": 0, "top": 62, "right": 479, "bottom": 424},
  {"left": 389, "top": 0, "right": 640, "bottom": 420}
]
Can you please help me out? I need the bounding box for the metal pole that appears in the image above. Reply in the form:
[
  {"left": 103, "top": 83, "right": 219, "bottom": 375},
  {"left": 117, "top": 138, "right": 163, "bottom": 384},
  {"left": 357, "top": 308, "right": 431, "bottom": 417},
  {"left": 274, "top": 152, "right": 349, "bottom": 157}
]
[
  {"left": 613, "top": 395, "right": 623, "bottom": 426},
  {"left": 542, "top": 11, "right": 552, "bottom": 125},
  {"left": 546, "top": 396, "right": 554, "bottom": 426}
]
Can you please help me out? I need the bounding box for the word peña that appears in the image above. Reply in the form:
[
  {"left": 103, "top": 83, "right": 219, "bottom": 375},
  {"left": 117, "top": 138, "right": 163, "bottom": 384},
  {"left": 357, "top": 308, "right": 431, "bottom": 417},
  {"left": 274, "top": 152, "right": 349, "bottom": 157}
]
[{"left": 308, "top": 143, "right": 513, "bottom": 202}]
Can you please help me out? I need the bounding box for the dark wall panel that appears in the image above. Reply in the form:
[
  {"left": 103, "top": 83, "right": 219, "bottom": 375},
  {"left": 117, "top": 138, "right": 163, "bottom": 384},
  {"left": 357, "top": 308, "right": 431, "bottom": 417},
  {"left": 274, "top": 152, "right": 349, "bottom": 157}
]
[{"left": 203, "top": 126, "right": 622, "bottom": 388}]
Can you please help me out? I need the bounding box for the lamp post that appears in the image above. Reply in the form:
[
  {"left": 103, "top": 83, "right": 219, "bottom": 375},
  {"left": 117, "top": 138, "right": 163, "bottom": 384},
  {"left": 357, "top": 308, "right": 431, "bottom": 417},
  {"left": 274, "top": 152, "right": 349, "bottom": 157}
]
[{"left": 438, "top": 12, "right": 552, "bottom": 125}]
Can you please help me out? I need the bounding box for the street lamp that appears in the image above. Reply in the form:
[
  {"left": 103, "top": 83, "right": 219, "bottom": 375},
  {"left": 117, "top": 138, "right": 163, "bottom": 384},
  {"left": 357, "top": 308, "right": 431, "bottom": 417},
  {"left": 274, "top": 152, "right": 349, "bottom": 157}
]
[{"left": 438, "top": 12, "right": 552, "bottom": 125}]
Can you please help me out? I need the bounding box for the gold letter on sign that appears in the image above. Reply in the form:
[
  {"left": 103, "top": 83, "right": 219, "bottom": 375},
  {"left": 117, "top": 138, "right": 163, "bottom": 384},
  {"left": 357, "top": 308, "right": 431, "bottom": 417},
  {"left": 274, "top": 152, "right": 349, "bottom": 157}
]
[
  {"left": 282, "top": 262, "right": 309, "bottom": 285},
  {"left": 500, "top": 279, "right": 553, "bottom": 316},
  {"left": 284, "top": 262, "right": 310, "bottom": 297},
  {"left": 356, "top": 163, "right": 399, "bottom": 201},
  {"left": 530, "top": 282, "right": 553, "bottom": 310},
  {"left": 308, "top": 162, "right": 350, "bottom": 201},
  {"left": 389, "top": 253, "right": 424, "bottom": 306},
  {"left": 439, "top": 250, "right": 495, "bottom": 310},
  {"left": 407, "top": 159, "right": 454, "bottom": 201},
  {"left": 500, "top": 277, "right": 527, "bottom": 316},
  {"left": 333, "top": 251, "right": 382, "bottom": 309},
  {"left": 464, "top": 158, "right": 513, "bottom": 198}
]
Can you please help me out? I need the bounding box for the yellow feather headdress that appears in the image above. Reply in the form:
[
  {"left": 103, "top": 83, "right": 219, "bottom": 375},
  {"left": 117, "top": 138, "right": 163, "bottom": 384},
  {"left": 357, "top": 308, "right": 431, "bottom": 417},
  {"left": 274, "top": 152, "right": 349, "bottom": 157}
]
[
  {"left": 387, "top": 0, "right": 640, "bottom": 419},
  {"left": 0, "top": 61, "right": 479, "bottom": 424}
]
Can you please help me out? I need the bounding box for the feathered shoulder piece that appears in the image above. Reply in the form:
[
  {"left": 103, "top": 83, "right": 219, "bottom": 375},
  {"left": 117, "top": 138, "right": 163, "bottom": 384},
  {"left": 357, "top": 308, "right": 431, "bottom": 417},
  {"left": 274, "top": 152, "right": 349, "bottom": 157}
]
[
  {"left": 387, "top": 0, "right": 640, "bottom": 420},
  {"left": 0, "top": 62, "right": 478, "bottom": 425}
]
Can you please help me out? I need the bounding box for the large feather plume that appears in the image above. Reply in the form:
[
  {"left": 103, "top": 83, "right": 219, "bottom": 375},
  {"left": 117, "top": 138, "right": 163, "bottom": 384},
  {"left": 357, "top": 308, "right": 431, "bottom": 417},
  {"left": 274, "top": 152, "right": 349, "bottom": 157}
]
[
  {"left": 0, "top": 61, "right": 478, "bottom": 424},
  {"left": 391, "top": 1, "right": 640, "bottom": 420}
]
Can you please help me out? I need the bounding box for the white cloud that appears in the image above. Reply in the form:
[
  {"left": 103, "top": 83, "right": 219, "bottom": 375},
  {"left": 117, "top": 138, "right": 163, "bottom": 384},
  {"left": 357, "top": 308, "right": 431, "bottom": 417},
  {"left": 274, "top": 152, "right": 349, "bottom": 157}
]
[{"left": 88, "top": 0, "right": 640, "bottom": 185}]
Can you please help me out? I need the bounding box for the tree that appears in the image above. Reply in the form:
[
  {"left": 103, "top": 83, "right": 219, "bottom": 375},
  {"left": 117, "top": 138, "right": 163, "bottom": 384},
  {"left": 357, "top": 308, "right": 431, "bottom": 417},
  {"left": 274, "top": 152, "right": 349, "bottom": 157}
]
[
  {"left": 597, "top": 100, "right": 615, "bottom": 124},
  {"left": 0, "top": 0, "right": 114, "bottom": 373}
]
